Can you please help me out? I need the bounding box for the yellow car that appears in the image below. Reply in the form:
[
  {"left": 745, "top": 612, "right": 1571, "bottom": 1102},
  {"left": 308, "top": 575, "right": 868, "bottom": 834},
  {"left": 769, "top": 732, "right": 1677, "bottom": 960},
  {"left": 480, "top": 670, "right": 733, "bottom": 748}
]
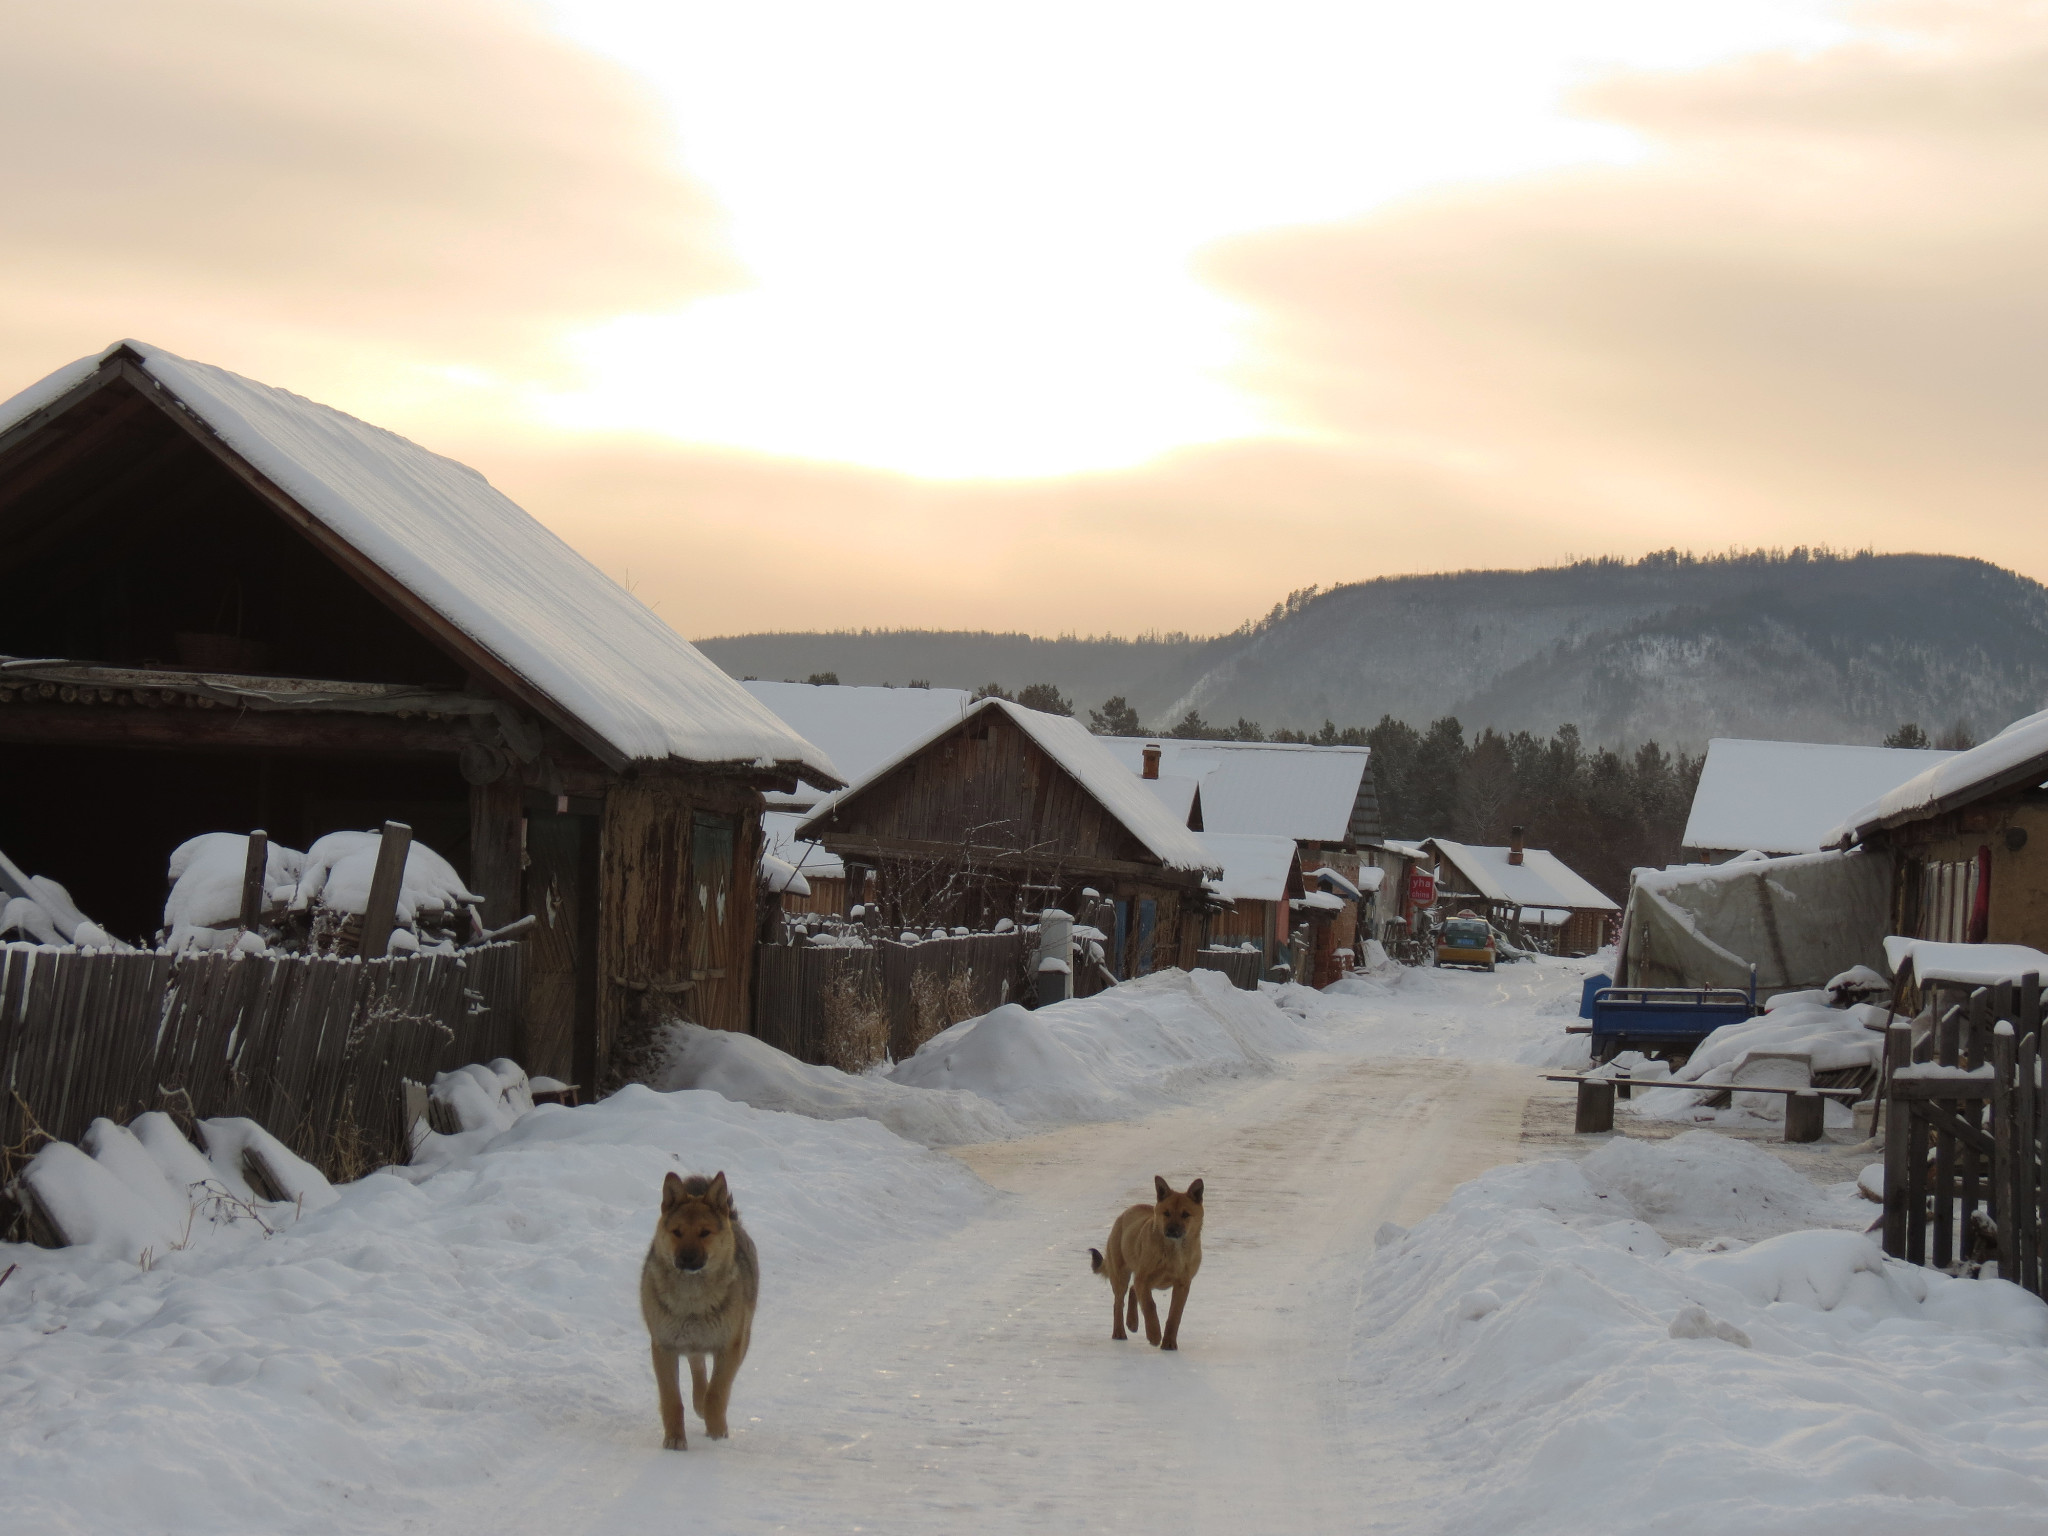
[{"left": 1434, "top": 914, "right": 1496, "bottom": 972}]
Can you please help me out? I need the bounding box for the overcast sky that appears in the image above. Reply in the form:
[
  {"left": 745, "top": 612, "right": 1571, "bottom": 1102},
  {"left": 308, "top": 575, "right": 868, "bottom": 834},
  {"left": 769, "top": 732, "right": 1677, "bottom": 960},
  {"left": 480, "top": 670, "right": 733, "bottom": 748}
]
[{"left": 5, "top": 1, "right": 2043, "bottom": 637}]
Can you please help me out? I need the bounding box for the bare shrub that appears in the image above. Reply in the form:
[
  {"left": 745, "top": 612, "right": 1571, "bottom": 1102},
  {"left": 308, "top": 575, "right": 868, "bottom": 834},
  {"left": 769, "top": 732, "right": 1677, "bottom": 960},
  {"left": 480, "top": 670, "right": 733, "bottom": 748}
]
[
  {"left": 904, "top": 964, "right": 980, "bottom": 1058},
  {"left": 823, "top": 970, "right": 889, "bottom": 1074}
]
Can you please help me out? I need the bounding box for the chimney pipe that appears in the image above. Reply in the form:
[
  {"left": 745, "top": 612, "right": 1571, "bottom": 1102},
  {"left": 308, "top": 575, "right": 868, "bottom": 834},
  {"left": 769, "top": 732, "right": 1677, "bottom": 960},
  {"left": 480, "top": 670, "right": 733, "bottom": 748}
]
[
  {"left": 1509, "top": 825, "right": 1524, "bottom": 866},
  {"left": 1142, "top": 743, "right": 1162, "bottom": 780}
]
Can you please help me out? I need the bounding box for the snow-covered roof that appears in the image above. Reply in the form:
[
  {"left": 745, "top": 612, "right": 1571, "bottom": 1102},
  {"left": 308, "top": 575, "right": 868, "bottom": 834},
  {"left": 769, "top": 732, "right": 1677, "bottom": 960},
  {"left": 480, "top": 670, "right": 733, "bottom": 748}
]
[
  {"left": 1832, "top": 708, "right": 2048, "bottom": 845},
  {"left": 1094, "top": 738, "right": 1369, "bottom": 844},
  {"left": 0, "top": 341, "right": 835, "bottom": 780},
  {"left": 1684, "top": 738, "right": 1957, "bottom": 855},
  {"left": 741, "top": 682, "right": 974, "bottom": 804},
  {"left": 1426, "top": 838, "right": 1619, "bottom": 912},
  {"left": 1199, "top": 834, "right": 1301, "bottom": 903},
  {"left": 1140, "top": 774, "right": 1202, "bottom": 829},
  {"left": 1883, "top": 937, "right": 2048, "bottom": 987},
  {"left": 799, "top": 699, "right": 1219, "bottom": 873},
  {"left": 761, "top": 811, "right": 846, "bottom": 881}
]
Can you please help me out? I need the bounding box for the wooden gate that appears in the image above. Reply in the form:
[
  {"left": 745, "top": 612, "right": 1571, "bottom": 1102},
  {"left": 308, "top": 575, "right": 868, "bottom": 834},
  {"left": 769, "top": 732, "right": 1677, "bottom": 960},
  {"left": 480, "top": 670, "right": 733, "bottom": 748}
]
[{"left": 1881, "top": 974, "right": 2045, "bottom": 1294}]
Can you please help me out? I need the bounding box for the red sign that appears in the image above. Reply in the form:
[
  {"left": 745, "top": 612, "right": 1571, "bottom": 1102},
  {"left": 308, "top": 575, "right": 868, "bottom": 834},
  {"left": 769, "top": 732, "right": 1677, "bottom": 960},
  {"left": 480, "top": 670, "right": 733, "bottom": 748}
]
[{"left": 1407, "top": 868, "right": 1437, "bottom": 908}]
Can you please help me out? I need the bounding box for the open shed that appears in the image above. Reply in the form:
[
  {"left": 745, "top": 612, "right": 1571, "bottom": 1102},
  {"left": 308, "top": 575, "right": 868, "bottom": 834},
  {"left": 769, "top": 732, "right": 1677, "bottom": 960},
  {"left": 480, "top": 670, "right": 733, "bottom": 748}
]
[{"left": 0, "top": 341, "right": 838, "bottom": 1089}]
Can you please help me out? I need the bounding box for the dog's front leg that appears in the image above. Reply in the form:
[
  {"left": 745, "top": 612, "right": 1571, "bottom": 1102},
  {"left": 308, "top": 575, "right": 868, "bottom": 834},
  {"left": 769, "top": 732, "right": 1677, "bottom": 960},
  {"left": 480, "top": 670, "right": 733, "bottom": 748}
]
[
  {"left": 1137, "top": 1280, "right": 1163, "bottom": 1346},
  {"left": 688, "top": 1354, "right": 710, "bottom": 1418},
  {"left": 651, "top": 1344, "right": 686, "bottom": 1450},
  {"left": 1160, "top": 1281, "right": 1190, "bottom": 1351},
  {"left": 1111, "top": 1275, "right": 1129, "bottom": 1340},
  {"left": 702, "top": 1321, "right": 750, "bottom": 1439}
]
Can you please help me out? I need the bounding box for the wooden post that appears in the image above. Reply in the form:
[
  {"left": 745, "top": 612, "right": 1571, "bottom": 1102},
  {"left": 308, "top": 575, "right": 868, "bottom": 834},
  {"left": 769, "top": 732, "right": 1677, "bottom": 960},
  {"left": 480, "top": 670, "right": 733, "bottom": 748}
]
[
  {"left": 358, "top": 821, "right": 412, "bottom": 961},
  {"left": 2019, "top": 1030, "right": 2040, "bottom": 1295},
  {"left": 237, "top": 830, "right": 268, "bottom": 931},
  {"left": 1994, "top": 1020, "right": 2018, "bottom": 1280},
  {"left": 1575, "top": 1077, "right": 1615, "bottom": 1135},
  {"left": 1784, "top": 1089, "right": 1824, "bottom": 1144},
  {"left": 1882, "top": 1022, "right": 1913, "bottom": 1259}
]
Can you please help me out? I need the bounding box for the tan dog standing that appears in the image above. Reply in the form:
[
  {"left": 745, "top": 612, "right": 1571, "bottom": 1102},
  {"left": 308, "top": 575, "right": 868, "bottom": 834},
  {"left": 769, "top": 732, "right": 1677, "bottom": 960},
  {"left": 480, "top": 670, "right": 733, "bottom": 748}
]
[
  {"left": 1089, "top": 1175, "right": 1204, "bottom": 1350},
  {"left": 640, "top": 1171, "right": 758, "bottom": 1449}
]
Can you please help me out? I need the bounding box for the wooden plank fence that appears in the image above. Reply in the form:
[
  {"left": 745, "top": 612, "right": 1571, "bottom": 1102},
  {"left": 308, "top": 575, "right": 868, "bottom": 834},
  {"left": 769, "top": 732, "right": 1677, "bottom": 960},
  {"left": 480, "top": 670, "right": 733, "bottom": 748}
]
[
  {"left": 1881, "top": 972, "right": 2045, "bottom": 1295},
  {"left": 1, "top": 941, "right": 524, "bottom": 1206},
  {"left": 755, "top": 931, "right": 1031, "bottom": 1067}
]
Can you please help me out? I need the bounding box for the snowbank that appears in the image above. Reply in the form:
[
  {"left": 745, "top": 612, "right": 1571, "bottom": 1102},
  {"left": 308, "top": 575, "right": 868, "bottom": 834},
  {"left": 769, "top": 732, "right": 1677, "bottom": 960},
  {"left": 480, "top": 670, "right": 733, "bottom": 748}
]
[
  {"left": 0, "top": 1085, "right": 991, "bottom": 1534},
  {"left": 886, "top": 967, "right": 1321, "bottom": 1126},
  {"left": 163, "top": 833, "right": 307, "bottom": 950},
  {"left": 1361, "top": 1135, "right": 2048, "bottom": 1535},
  {"left": 656, "top": 1022, "right": 1021, "bottom": 1145},
  {"left": 293, "top": 829, "right": 481, "bottom": 921},
  {"left": 1629, "top": 997, "right": 1885, "bottom": 1126}
]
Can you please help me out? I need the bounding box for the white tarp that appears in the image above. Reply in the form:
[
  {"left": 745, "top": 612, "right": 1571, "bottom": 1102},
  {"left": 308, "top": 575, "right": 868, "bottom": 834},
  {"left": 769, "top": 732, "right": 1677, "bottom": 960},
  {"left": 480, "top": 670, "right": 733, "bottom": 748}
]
[{"left": 1618, "top": 848, "right": 1892, "bottom": 996}]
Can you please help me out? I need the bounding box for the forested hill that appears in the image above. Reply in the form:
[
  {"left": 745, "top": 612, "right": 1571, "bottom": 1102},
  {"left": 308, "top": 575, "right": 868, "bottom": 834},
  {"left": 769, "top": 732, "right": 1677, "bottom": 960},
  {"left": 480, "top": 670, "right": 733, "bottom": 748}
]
[{"left": 696, "top": 552, "right": 2048, "bottom": 750}]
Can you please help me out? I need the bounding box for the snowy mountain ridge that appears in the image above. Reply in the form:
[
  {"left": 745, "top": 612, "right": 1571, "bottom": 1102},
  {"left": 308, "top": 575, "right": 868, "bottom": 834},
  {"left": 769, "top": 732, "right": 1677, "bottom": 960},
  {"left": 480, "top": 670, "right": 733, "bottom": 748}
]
[{"left": 698, "top": 552, "right": 2048, "bottom": 748}]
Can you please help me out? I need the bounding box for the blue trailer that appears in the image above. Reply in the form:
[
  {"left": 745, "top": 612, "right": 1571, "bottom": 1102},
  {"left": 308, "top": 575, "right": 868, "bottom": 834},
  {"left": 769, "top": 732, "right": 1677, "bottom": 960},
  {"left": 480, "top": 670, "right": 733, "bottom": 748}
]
[{"left": 1573, "top": 968, "right": 1757, "bottom": 1066}]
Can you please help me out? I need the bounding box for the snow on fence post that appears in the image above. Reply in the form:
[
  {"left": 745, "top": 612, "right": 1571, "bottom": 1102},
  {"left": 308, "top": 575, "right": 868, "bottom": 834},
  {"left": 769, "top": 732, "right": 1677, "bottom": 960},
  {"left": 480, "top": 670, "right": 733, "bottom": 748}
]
[
  {"left": 356, "top": 821, "right": 411, "bottom": 960},
  {"left": 1037, "top": 909, "right": 1073, "bottom": 1007}
]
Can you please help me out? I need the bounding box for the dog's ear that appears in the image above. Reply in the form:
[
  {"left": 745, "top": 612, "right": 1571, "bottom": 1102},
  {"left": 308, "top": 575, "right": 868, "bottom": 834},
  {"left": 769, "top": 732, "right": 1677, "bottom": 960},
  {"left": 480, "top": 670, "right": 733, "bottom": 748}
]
[
  {"left": 1187, "top": 1178, "right": 1203, "bottom": 1205},
  {"left": 1154, "top": 1174, "right": 1170, "bottom": 1202},
  {"left": 707, "top": 1170, "right": 730, "bottom": 1210},
  {"left": 661, "top": 1171, "right": 687, "bottom": 1210}
]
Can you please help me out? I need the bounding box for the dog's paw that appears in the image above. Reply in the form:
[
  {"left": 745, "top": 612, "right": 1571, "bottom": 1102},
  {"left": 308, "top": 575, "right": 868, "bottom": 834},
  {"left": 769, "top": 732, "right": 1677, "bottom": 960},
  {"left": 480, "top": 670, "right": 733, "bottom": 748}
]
[
  {"left": 1160, "top": 1339, "right": 1178, "bottom": 1351},
  {"left": 662, "top": 1434, "right": 687, "bottom": 1451}
]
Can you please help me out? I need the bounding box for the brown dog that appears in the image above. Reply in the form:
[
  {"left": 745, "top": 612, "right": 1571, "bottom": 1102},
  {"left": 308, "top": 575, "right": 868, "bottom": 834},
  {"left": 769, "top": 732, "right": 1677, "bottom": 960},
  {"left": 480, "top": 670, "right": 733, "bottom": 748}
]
[
  {"left": 1089, "top": 1175, "right": 1204, "bottom": 1349},
  {"left": 640, "top": 1171, "right": 759, "bottom": 1449}
]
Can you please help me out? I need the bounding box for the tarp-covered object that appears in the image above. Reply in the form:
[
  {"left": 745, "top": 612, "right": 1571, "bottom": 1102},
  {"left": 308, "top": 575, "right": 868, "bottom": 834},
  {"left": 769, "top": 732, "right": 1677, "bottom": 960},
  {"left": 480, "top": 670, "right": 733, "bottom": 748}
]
[{"left": 1619, "top": 848, "right": 1892, "bottom": 997}]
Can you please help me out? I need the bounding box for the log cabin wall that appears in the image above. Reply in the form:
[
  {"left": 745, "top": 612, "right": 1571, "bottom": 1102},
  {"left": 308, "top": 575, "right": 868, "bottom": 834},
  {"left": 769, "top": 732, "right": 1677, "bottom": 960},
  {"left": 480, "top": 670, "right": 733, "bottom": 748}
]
[
  {"left": 1881, "top": 795, "right": 2048, "bottom": 949},
  {"left": 812, "top": 712, "right": 1208, "bottom": 960}
]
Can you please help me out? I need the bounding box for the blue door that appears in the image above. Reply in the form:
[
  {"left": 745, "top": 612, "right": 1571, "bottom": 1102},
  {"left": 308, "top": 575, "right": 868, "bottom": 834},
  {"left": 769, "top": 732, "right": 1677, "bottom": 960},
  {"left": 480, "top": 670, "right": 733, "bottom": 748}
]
[{"left": 1138, "top": 899, "right": 1157, "bottom": 975}]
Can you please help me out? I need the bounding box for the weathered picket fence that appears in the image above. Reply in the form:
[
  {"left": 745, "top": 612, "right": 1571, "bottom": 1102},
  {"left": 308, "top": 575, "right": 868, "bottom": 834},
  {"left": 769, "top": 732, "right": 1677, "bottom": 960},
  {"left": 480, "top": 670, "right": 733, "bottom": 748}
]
[
  {"left": 754, "top": 930, "right": 1030, "bottom": 1066},
  {"left": 1881, "top": 973, "right": 2046, "bottom": 1296},
  {"left": 0, "top": 941, "right": 524, "bottom": 1201}
]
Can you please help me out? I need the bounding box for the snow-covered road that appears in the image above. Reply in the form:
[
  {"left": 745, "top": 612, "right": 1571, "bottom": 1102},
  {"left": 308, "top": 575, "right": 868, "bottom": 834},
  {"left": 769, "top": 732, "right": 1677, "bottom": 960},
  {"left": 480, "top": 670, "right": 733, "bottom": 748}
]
[{"left": 519, "top": 1053, "right": 1534, "bottom": 1536}]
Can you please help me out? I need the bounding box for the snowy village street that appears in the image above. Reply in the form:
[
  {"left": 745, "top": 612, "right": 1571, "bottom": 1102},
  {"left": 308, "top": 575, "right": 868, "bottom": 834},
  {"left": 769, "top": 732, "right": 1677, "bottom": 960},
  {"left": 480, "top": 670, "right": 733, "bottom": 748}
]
[
  {"left": 14, "top": 956, "right": 2048, "bottom": 1536},
  {"left": 507, "top": 1052, "right": 1536, "bottom": 1536}
]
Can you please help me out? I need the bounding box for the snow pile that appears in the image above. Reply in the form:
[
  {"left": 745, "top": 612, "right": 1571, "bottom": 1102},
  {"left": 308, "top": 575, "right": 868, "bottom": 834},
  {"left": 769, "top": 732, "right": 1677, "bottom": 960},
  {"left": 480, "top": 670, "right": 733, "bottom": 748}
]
[
  {"left": 162, "top": 833, "right": 308, "bottom": 951},
  {"left": 887, "top": 967, "right": 1321, "bottom": 1126},
  {"left": 293, "top": 829, "right": 479, "bottom": 923},
  {"left": 656, "top": 1023, "right": 1021, "bottom": 1146},
  {"left": 1630, "top": 997, "right": 1886, "bottom": 1126},
  {"left": 0, "top": 846, "right": 129, "bottom": 949},
  {"left": 0, "top": 1085, "right": 989, "bottom": 1533},
  {"left": 1360, "top": 1136, "right": 2048, "bottom": 1535}
]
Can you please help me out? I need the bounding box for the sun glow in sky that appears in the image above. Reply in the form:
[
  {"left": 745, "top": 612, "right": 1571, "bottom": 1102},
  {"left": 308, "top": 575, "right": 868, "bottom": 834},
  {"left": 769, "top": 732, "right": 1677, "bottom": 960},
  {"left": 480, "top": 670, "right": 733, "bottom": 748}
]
[{"left": 531, "top": 0, "right": 1852, "bottom": 478}]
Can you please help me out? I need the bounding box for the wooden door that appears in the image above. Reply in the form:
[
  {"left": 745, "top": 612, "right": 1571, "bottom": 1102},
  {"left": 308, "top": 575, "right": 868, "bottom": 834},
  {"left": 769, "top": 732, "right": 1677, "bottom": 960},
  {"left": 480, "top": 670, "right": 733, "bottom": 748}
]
[{"left": 523, "top": 809, "right": 598, "bottom": 1086}]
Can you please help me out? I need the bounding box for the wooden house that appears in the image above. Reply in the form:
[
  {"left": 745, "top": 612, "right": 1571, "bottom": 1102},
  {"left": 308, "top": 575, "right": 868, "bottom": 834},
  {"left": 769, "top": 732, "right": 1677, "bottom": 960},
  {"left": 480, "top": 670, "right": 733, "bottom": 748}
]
[
  {"left": 1200, "top": 833, "right": 1305, "bottom": 965},
  {"left": 1424, "top": 832, "right": 1618, "bottom": 956},
  {"left": 796, "top": 699, "right": 1219, "bottom": 976},
  {"left": 1831, "top": 710, "right": 2048, "bottom": 950},
  {"left": 0, "top": 341, "right": 838, "bottom": 1090},
  {"left": 1098, "top": 736, "right": 1380, "bottom": 964}
]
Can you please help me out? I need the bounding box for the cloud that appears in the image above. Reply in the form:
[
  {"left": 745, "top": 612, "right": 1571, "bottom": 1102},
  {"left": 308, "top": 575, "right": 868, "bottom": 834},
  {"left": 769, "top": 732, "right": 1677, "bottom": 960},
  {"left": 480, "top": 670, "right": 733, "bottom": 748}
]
[
  {"left": 1201, "top": 1, "right": 2048, "bottom": 572},
  {"left": 0, "top": 0, "right": 736, "bottom": 402}
]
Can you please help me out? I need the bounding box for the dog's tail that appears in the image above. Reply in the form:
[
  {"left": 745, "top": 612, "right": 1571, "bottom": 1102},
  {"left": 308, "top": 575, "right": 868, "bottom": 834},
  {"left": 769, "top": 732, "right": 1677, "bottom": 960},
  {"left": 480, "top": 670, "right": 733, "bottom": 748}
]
[{"left": 1089, "top": 1247, "right": 1104, "bottom": 1275}]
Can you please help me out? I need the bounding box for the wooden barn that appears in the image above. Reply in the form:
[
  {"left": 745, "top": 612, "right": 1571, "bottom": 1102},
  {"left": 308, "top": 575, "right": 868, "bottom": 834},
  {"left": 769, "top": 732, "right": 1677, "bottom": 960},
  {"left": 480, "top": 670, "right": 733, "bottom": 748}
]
[
  {"left": 1425, "top": 832, "right": 1618, "bottom": 956},
  {"left": 795, "top": 698, "right": 1219, "bottom": 977},
  {"left": 0, "top": 340, "right": 838, "bottom": 1089}
]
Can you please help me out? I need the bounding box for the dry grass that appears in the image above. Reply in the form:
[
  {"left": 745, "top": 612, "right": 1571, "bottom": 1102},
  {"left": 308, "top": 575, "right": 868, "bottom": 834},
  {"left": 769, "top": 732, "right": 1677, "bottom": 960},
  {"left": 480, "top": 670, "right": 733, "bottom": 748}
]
[
  {"left": 823, "top": 971, "right": 890, "bottom": 1074},
  {"left": 904, "top": 967, "right": 979, "bottom": 1058}
]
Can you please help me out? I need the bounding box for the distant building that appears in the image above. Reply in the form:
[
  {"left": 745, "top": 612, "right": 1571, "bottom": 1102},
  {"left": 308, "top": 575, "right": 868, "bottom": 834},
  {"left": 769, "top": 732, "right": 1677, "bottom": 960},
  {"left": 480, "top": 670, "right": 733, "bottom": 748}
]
[
  {"left": 1424, "top": 834, "right": 1618, "bottom": 957},
  {"left": 1683, "top": 738, "right": 1956, "bottom": 861},
  {"left": 1097, "top": 736, "right": 1380, "bottom": 970},
  {"left": 796, "top": 699, "right": 1219, "bottom": 976}
]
